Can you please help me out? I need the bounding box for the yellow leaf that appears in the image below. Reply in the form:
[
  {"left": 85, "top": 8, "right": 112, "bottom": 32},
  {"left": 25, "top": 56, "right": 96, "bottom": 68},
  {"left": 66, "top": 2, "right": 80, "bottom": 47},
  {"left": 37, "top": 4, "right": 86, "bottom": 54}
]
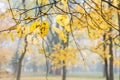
[
  {"left": 38, "top": 49, "right": 45, "bottom": 53},
  {"left": 26, "top": 47, "right": 29, "bottom": 52},
  {"left": 59, "top": 54, "right": 66, "bottom": 61},
  {"left": 16, "top": 25, "right": 22, "bottom": 38},
  {"left": 118, "top": 10, "right": 120, "bottom": 14},
  {"left": 9, "top": 32, "right": 14, "bottom": 41},
  {"left": 64, "top": 25, "right": 71, "bottom": 32},
  {"left": 30, "top": 21, "right": 41, "bottom": 32},
  {"left": 113, "top": 0, "right": 119, "bottom": 6},
  {"left": 56, "top": 15, "right": 70, "bottom": 26},
  {"left": 16, "top": 24, "right": 29, "bottom": 38},
  {"left": 74, "top": 4, "right": 85, "bottom": 13},
  {"left": 38, "top": 0, "right": 49, "bottom": 4},
  {"left": 19, "top": 50, "right": 24, "bottom": 54},
  {"left": 53, "top": 26, "right": 67, "bottom": 43},
  {"left": 39, "top": 20, "right": 50, "bottom": 38},
  {"left": 17, "top": 31, "right": 22, "bottom": 38},
  {"left": 59, "top": 32, "right": 67, "bottom": 43},
  {"left": 61, "top": 0, "right": 68, "bottom": 6},
  {"left": 50, "top": 47, "right": 78, "bottom": 68},
  {"left": 53, "top": 43, "right": 61, "bottom": 50},
  {"left": 114, "top": 38, "right": 119, "bottom": 44},
  {"left": 2, "top": 32, "right": 7, "bottom": 37}
]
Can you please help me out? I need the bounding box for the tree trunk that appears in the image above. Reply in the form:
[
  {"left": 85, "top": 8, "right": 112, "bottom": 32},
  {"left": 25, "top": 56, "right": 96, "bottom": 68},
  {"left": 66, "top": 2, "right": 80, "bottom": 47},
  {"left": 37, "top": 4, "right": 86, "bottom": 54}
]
[
  {"left": 109, "top": 33, "right": 114, "bottom": 80},
  {"left": 62, "top": 61, "right": 66, "bottom": 80},
  {"left": 117, "top": 3, "right": 120, "bottom": 80},
  {"left": 16, "top": 51, "right": 26, "bottom": 80},
  {"left": 103, "top": 34, "right": 109, "bottom": 80},
  {"left": 62, "top": 32, "right": 69, "bottom": 80},
  {"left": 104, "top": 58, "right": 109, "bottom": 80},
  {"left": 17, "top": 60, "right": 22, "bottom": 80},
  {"left": 108, "top": 28, "right": 114, "bottom": 80},
  {"left": 16, "top": 36, "right": 28, "bottom": 80},
  {"left": 108, "top": 0, "right": 114, "bottom": 80}
]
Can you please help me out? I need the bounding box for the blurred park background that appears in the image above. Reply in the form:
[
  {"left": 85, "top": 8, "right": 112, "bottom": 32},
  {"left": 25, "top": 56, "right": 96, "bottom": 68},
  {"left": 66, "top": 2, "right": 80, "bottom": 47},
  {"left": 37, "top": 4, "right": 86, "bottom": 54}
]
[{"left": 0, "top": 0, "right": 120, "bottom": 80}]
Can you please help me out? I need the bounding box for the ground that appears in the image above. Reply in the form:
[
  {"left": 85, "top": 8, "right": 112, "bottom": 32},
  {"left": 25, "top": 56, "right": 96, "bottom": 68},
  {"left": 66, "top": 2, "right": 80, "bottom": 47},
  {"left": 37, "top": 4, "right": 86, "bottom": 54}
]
[
  {"left": 0, "top": 77, "right": 118, "bottom": 80},
  {"left": 0, "top": 72, "right": 119, "bottom": 80},
  {"left": 0, "top": 77, "right": 106, "bottom": 80}
]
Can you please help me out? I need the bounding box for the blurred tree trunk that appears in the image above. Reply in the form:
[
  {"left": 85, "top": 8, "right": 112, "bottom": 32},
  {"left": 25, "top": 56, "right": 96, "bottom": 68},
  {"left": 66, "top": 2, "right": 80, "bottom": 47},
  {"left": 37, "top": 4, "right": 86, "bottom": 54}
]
[
  {"left": 109, "top": 28, "right": 114, "bottom": 80},
  {"left": 117, "top": 3, "right": 120, "bottom": 80},
  {"left": 17, "top": 0, "right": 27, "bottom": 80},
  {"left": 48, "top": 23, "right": 62, "bottom": 75},
  {"left": 62, "top": 61, "right": 66, "bottom": 80},
  {"left": 103, "top": 34, "right": 109, "bottom": 80},
  {"left": 104, "top": 58, "right": 109, "bottom": 80},
  {"left": 17, "top": 59, "right": 23, "bottom": 80},
  {"left": 54, "top": 33, "right": 61, "bottom": 75},
  {"left": 62, "top": 32, "right": 69, "bottom": 80},
  {"left": 108, "top": 0, "right": 114, "bottom": 80},
  {"left": 17, "top": 36, "right": 28, "bottom": 80}
]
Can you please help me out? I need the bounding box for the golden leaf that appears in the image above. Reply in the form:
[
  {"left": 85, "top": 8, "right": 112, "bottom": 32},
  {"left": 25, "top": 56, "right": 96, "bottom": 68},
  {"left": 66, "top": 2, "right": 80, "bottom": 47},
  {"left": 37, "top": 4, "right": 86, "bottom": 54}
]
[
  {"left": 56, "top": 15, "right": 70, "bottom": 26},
  {"left": 39, "top": 20, "right": 50, "bottom": 38},
  {"left": 9, "top": 32, "right": 14, "bottom": 41},
  {"left": 61, "top": 0, "right": 68, "bottom": 6},
  {"left": 30, "top": 21, "right": 41, "bottom": 32}
]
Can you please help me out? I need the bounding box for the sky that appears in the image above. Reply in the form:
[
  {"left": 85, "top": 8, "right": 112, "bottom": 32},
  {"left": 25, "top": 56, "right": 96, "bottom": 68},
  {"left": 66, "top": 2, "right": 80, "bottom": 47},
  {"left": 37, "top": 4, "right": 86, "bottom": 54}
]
[{"left": 0, "top": 1, "right": 6, "bottom": 13}]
